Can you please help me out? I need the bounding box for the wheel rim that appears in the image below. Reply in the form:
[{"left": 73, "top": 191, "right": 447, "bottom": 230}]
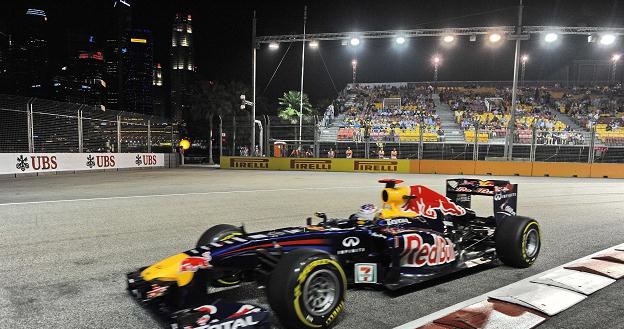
[
  {"left": 302, "top": 269, "right": 339, "bottom": 316},
  {"left": 525, "top": 228, "right": 539, "bottom": 258}
]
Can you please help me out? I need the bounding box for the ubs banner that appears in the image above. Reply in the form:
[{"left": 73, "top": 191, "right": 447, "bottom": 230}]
[
  {"left": 221, "top": 156, "right": 412, "bottom": 173},
  {"left": 0, "top": 153, "right": 165, "bottom": 175}
]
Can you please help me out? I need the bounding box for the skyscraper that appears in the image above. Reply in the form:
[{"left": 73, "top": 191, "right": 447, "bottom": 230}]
[
  {"left": 53, "top": 33, "right": 106, "bottom": 105},
  {"left": 152, "top": 63, "right": 166, "bottom": 118},
  {"left": 3, "top": 9, "right": 50, "bottom": 98},
  {"left": 105, "top": 0, "right": 132, "bottom": 111},
  {"left": 170, "top": 13, "right": 196, "bottom": 121},
  {"left": 123, "top": 29, "right": 153, "bottom": 115}
]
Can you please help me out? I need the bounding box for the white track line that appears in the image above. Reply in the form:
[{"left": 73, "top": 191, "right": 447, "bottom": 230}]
[
  {"left": 0, "top": 185, "right": 376, "bottom": 207},
  {"left": 394, "top": 241, "right": 624, "bottom": 329}
]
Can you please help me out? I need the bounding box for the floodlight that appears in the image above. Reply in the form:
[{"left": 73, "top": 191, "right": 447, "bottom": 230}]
[
  {"left": 350, "top": 37, "right": 360, "bottom": 46},
  {"left": 268, "top": 42, "right": 279, "bottom": 50},
  {"left": 544, "top": 33, "right": 558, "bottom": 43},
  {"left": 395, "top": 36, "right": 406, "bottom": 45},
  {"left": 521, "top": 55, "right": 529, "bottom": 63},
  {"left": 443, "top": 35, "right": 455, "bottom": 43},
  {"left": 489, "top": 33, "right": 502, "bottom": 43},
  {"left": 309, "top": 40, "right": 319, "bottom": 48},
  {"left": 613, "top": 54, "right": 622, "bottom": 62},
  {"left": 433, "top": 56, "right": 441, "bottom": 64},
  {"left": 600, "top": 34, "right": 616, "bottom": 45}
]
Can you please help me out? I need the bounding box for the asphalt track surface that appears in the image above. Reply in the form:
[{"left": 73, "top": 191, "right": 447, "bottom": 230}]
[{"left": 1, "top": 168, "right": 623, "bottom": 329}]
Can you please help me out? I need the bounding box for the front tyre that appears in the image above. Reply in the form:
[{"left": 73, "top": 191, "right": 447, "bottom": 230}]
[
  {"left": 267, "top": 249, "right": 347, "bottom": 329},
  {"left": 197, "top": 224, "right": 243, "bottom": 287},
  {"left": 495, "top": 216, "right": 541, "bottom": 268}
]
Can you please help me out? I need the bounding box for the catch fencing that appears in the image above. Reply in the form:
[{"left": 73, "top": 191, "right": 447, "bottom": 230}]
[
  {"left": 215, "top": 115, "right": 624, "bottom": 164},
  {"left": 0, "top": 94, "right": 180, "bottom": 154}
]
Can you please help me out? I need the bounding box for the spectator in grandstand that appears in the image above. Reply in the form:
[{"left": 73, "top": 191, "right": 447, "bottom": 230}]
[
  {"left": 290, "top": 147, "right": 301, "bottom": 157},
  {"left": 378, "top": 147, "right": 385, "bottom": 159},
  {"left": 345, "top": 147, "right": 353, "bottom": 158},
  {"left": 390, "top": 148, "right": 398, "bottom": 159}
]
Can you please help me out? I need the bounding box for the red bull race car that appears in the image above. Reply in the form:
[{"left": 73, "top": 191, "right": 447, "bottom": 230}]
[{"left": 127, "top": 178, "right": 541, "bottom": 329}]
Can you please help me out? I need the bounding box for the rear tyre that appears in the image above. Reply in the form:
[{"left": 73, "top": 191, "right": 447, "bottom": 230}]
[
  {"left": 197, "top": 224, "right": 243, "bottom": 287},
  {"left": 267, "top": 249, "right": 346, "bottom": 329},
  {"left": 495, "top": 216, "right": 541, "bottom": 268}
]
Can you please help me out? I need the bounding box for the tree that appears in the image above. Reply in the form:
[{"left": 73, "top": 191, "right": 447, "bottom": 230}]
[
  {"left": 222, "top": 81, "right": 249, "bottom": 155},
  {"left": 189, "top": 80, "right": 229, "bottom": 165},
  {"left": 277, "top": 91, "right": 313, "bottom": 124}
]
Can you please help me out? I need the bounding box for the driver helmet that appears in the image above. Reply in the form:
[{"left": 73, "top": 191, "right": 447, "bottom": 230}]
[{"left": 356, "top": 203, "right": 378, "bottom": 222}]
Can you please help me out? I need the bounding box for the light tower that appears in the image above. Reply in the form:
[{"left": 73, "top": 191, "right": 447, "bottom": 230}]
[
  {"left": 521, "top": 54, "right": 528, "bottom": 87},
  {"left": 612, "top": 54, "right": 621, "bottom": 84},
  {"left": 351, "top": 59, "right": 358, "bottom": 83},
  {"left": 433, "top": 56, "right": 441, "bottom": 90}
]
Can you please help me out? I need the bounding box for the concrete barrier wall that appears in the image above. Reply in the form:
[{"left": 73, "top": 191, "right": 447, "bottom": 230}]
[{"left": 220, "top": 156, "right": 624, "bottom": 179}]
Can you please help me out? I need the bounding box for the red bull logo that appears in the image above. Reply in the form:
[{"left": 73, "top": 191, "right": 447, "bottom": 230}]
[
  {"left": 400, "top": 233, "right": 456, "bottom": 267},
  {"left": 403, "top": 185, "right": 466, "bottom": 219},
  {"left": 179, "top": 254, "right": 212, "bottom": 273}
]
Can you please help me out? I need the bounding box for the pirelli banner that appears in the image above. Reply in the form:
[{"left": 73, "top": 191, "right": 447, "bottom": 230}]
[
  {"left": 221, "top": 156, "right": 412, "bottom": 173},
  {"left": 0, "top": 153, "right": 165, "bottom": 175}
]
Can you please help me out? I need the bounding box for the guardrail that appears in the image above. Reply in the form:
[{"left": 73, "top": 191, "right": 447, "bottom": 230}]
[
  {"left": 0, "top": 153, "right": 180, "bottom": 177},
  {"left": 220, "top": 156, "right": 624, "bottom": 178}
]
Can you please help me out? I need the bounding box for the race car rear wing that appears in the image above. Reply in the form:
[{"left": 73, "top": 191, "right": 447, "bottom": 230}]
[{"left": 446, "top": 178, "right": 518, "bottom": 222}]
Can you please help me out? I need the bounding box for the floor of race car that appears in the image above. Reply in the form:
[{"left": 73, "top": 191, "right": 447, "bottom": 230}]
[{"left": 1, "top": 168, "right": 623, "bottom": 329}]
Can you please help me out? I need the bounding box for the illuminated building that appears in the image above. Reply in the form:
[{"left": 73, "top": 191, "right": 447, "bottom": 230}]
[{"left": 171, "top": 13, "right": 196, "bottom": 121}]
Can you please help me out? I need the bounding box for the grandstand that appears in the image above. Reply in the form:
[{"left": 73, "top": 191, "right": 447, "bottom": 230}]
[{"left": 318, "top": 82, "right": 622, "bottom": 147}]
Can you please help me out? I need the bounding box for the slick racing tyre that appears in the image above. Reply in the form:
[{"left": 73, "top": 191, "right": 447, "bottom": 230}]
[
  {"left": 495, "top": 216, "right": 541, "bottom": 268},
  {"left": 267, "top": 249, "right": 346, "bottom": 329},
  {"left": 197, "top": 224, "right": 244, "bottom": 287}
]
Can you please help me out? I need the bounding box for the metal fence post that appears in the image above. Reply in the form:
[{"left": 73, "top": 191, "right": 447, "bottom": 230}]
[
  {"left": 473, "top": 121, "right": 479, "bottom": 161},
  {"left": 232, "top": 116, "right": 237, "bottom": 156},
  {"left": 147, "top": 119, "right": 151, "bottom": 153},
  {"left": 78, "top": 108, "right": 83, "bottom": 153},
  {"left": 218, "top": 115, "right": 223, "bottom": 159},
  {"left": 170, "top": 124, "right": 175, "bottom": 153},
  {"left": 418, "top": 123, "right": 424, "bottom": 160},
  {"left": 265, "top": 115, "right": 271, "bottom": 157},
  {"left": 314, "top": 116, "right": 320, "bottom": 158},
  {"left": 26, "top": 98, "right": 34, "bottom": 152},
  {"left": 117, "top": 115, "right": 121, "bottom": 153},
  {"left": 530, "top": 125, "right": 537, "bottom": 162},
  {"left": 588, "top": 126, "right": 596, "bottom": 164}
]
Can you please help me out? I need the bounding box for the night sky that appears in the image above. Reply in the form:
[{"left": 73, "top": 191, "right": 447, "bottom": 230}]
[{"left": 1, "top": 0, "right": 623, "bottom": 109}]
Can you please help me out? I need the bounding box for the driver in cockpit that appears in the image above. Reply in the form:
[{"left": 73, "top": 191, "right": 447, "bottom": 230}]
[{"left": 350, "top": 203, "right": 379, "bottom": 224}]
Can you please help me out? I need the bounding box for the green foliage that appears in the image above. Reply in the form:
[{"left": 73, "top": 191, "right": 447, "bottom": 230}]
[
  {"left": 188, "top": 80, "right": 250, "bottom": 123},
  {"left": 277, "top": 91, "right": 313, "bottom": 124}
]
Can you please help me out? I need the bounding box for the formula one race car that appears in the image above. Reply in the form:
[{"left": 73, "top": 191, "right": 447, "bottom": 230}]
[{"left": 127, "top": 178, "right": 541, "bottom": 329}]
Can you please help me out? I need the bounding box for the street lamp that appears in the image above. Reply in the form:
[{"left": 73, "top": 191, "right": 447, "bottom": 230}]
[
  {"left": 442, "top": 35, "right": 454, "bottom": 43},
  {"left": 433, "top": 55, "right": 441, "bottom": 90},
  {"left": 544, "top": 32, "right": 558, "bottom": 43},
  {"left": 268, "top": 42, "right": 279, "bottom": 50},
  {"left": 600, "top": 34, "right": 616, "bottom": 46},
  {"left": 521, "top": 54, "right": 528, "bottom": 86},
  {"left": 351, "top": 59, "right": 358, "bottom": 83},
  {"left": 489, "top": 33, "right": 502, "bottom": 43},
  {"left": 612, "top": 53, "right": 621, "bottom": 83}
]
